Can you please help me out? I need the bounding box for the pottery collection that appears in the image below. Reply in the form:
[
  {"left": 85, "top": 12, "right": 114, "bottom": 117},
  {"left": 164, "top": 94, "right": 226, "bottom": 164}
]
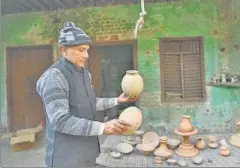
[
  {"left": 109, "top": 115, "right": 239, "bottom": 166},
  {"left": 104, "top": 69, "right": 239, "bottom": 166},
  {"left": 121, "top": 70, "right": 144, "bottom": 98}
]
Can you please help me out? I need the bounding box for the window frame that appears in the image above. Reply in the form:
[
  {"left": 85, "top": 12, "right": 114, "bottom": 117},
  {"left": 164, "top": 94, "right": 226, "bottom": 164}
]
[{"left": 159, "top": 36, "right": 206, "bottom": 103}]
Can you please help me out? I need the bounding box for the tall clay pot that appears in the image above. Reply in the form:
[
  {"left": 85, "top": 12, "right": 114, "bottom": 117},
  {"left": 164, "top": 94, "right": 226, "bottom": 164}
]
[
  {"left": 178, "top": 116, "right": 194, "bottom": 133},
  {"left": 121, "top": 70, "right": 144, "bottom": 98}
]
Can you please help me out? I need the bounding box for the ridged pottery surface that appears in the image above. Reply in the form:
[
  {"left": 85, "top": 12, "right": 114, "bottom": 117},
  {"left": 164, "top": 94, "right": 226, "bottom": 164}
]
[
  {"left": 121, "top": 70, "right": 144, "bottom": 98},
  {"left": 118, "top": 106, "right": 142, "bottom": 134}
]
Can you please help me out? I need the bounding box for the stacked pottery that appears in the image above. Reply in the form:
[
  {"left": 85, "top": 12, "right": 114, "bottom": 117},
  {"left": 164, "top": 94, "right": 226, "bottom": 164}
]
[
  {"left": 121, "top": 70, "right": 144, "bottom": 98},
  {"left": 118, "top": 106, "right": 142, "bottom": 134},
  {"left": 154, "top": 136, "right": 173, "bottom": 160},
  {"left": 174, "top": 115, "right": 199, "bottom": 158}
]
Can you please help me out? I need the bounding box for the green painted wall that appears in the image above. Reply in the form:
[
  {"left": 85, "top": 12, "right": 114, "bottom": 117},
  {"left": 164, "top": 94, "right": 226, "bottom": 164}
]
[{"left": 1, "top": 0, "right": 240, "bottom": 133}]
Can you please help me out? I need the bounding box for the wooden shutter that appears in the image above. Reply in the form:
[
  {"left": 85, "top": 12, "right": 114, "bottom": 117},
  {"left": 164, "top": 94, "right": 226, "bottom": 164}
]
[{"left": 160, "top": 37, "right": 206, "bottom": 102}]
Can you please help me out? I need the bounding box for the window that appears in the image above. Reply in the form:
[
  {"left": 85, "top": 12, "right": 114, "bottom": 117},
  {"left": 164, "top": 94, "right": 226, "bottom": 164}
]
[{"left": 160, "top": 37, "right": 206, "bottom": 102}]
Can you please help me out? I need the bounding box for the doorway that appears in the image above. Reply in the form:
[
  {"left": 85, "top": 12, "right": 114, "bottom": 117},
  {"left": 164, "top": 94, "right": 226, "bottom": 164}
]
[
  {"left": 88, "top": 40, "right": 138, "bottom": 121},
  {"left": 6, "top": 45, "right": 53, "bottom": 131}
]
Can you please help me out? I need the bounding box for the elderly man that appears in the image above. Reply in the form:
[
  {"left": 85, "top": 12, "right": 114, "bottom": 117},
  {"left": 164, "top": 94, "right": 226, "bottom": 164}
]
[{"left": 36, "top": 21, "right": 138, "bottom": 167}]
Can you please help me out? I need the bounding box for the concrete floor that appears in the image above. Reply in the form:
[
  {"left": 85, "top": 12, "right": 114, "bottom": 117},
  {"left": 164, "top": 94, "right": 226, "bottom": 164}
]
[{"left": 0, "top": 133, "right": 107, "bottom": 167}]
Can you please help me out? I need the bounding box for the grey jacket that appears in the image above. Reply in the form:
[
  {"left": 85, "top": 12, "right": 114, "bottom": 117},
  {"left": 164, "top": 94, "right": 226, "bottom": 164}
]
[{"left": 36, "top": 56, "right": 118, "bottom": 167}]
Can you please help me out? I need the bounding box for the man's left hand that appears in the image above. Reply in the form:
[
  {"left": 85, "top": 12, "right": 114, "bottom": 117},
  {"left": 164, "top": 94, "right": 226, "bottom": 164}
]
[{"left": 117, "top": 93, "right": 140, "bottom": 104}]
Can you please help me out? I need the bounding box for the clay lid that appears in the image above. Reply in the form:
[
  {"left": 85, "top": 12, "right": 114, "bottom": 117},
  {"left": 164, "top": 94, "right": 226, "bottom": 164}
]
[
  {"left": 118, "top": 106, "right": 142, "bottom": 134},
  {"left": 142, "top": 132, "right": 160, "bottom": 148}
]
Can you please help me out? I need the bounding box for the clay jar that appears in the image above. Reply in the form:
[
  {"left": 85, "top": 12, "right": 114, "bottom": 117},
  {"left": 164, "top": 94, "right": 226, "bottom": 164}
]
[
  {"left": 118, "top": 106, "right": 142, "bottom": 134},
  {"left": 178, "top": 115, "right": 194, "bottom": 133},
  {"left": 121, "top": 70, "right": 144, "bottom": 98},
  {"left": 195, "top": 137, "right": 206, "bottom": 150}
]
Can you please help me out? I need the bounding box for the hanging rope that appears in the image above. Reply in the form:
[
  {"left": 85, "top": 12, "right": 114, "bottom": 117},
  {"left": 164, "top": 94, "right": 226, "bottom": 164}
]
[{"left": 134, "top": 0, "right": 147, "bottom": 39}]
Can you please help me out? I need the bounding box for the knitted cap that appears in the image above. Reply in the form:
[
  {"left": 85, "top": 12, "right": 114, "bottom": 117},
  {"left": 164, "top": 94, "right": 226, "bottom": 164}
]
[{"left": 58, "top": 21, "right": 91, "bottom": 47}]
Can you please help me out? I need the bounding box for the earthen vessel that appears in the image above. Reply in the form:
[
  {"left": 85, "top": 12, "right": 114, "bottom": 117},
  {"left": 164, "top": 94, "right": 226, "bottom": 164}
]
[
  {"left": 178, "top": 115, "right": 194, "bottom": 133},
  {"left": 195, "top": 137, "right": 206, "bottom": 150},
  {"left": 121, "top": 70, "right": 144, "bottom": 98},
  {"left": 118, "top": 106, "right": 142, "bottom": 134}
]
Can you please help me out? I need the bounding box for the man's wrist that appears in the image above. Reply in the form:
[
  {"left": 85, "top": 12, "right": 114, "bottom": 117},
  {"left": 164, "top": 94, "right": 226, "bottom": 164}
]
[
  {"left": 115, "top": 97, "right": 119, "bottom": 105},
  {"left": 98, "top": 123, "right": 105, "bottom": 135}
]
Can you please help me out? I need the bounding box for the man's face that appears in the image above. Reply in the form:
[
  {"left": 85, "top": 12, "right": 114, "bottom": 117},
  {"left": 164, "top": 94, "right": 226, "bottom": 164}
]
[{"left": 62, "top": 45, "right": 90, "bottom": 67}]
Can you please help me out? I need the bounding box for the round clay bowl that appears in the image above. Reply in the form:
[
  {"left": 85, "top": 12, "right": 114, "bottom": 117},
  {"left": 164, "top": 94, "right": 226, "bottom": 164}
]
[
  {"left": 118, "top": 106, "right": 142, "bottom": 134},
  {"left": 220, "top": 146, "right": 230, "bottom": 156},
  {"left": 142, "top": 132, "right": 160, "bottom": 148},
  {"left": 110, "top": 151, "right": 121, "bottom": 158},
  {"left": 116, "top": 143, "right": 133, "bottom": 154},
  {"left": 136, "top": 143, "right": 155, "bottom": 155}
]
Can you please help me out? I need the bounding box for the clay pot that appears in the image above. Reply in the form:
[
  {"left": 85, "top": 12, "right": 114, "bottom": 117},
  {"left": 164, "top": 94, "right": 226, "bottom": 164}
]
[
  {"left": 220, "top": 146, "right": 230, "bottom": 156},
  {"left": 207, "top": 136, "right": 218, "bottom": 149},
  {"left": 178, "top": 115, "right": 194, "bottom": 133},
  {"left": 118, "top": 106, "right": 142, "bottom": 134},
  {"left": 121, "top": 70, "right": 144, "bottom": 98},
  {"left": 195, "top": 137, "right": 206, "bottom": 150}
]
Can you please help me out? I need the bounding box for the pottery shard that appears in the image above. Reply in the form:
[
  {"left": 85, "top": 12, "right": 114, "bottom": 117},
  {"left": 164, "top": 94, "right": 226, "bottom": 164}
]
[{"left": 192, "top": 156, "right": 204, "bottom": 165}]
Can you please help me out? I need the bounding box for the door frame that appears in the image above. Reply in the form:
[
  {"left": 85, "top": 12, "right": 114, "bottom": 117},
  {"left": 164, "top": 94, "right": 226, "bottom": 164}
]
[
  {"left": 90, "top": 40, "right": 138, "bottom": 69},
  {"left": 6, "top": 44, "right": 53, "bottom": 131}
]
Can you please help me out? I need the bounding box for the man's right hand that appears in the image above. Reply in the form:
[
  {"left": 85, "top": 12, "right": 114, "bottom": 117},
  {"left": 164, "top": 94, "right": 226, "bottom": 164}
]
[{"left": 103, "top": 119, "right": 128, "bottom": 135}]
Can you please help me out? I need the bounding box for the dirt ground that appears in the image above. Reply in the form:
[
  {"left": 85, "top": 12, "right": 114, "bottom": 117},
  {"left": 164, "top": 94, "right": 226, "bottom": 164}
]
[{"left": 0, "top": 133, "right": 107, "bottom": 167}]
